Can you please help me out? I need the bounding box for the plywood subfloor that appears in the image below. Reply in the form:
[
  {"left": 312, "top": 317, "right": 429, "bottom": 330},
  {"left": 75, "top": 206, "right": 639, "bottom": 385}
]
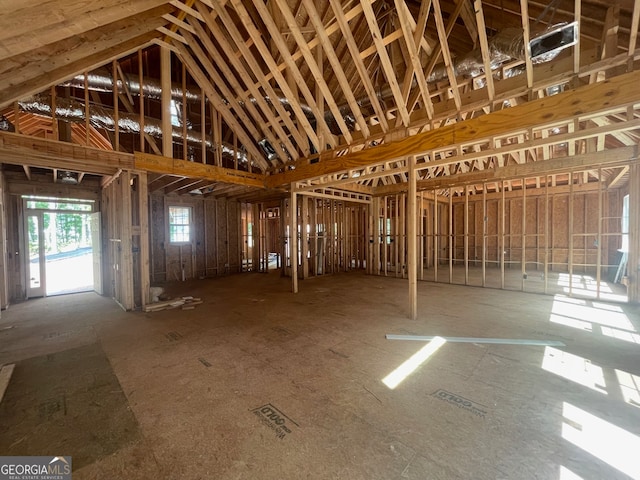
[{"left": 0, "top": 272, "right": 639, "bottom": 479}]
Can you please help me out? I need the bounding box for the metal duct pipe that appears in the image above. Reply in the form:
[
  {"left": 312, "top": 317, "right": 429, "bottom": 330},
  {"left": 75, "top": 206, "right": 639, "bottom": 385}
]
[
  {"left": 428, "top": 23, "right": 576, "bottom": 83},
  {"left": 17, "top": 94, "right": 248, "bottom": 165},
  {"left": 60, "top": 68, "right": 201, "bottom": 103},
  {"left": 326, "top": 24, "right": 576, "bottom": 133},
  {"left": 0, "top": 115, "right": 15, "bottom": 132}
]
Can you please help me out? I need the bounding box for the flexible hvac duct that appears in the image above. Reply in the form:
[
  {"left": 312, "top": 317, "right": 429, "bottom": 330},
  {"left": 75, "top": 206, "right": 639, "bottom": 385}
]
[
  {"left": 60, "top": 68, "right": 201, "bottom": 103},
  {"left": 0, "top": 115, "right": 15, "bottom": 132},
  {"left": 17, "top": 94, "right": 248, "bottom": 165}
]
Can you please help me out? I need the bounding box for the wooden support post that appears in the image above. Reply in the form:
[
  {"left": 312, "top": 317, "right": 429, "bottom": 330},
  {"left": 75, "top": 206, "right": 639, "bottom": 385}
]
[
  {"left": 544, "top": 176, "right": 550, "bottom": 294},
  {"left": 419, "top": 192, "right": 424, "bottom": 281},
  {"left": 112, "top": 61, "right": 119, "bottom": 151},
  {"left": 290, "top": 187, "right": 298, "bottom": 293},
  {"left": 201, "top": 87, "right": 206, "bottom": 164},
  {"left": 408, "top": 156, "right": 418, "bottom": 320},
  {"left": 84, "top": 72, "right": 90, "bottom": 146},
  {"left": 401, "top": 193, "right": 406, "bottom": 278},
  {"left": 373, "top": 197, "right": 381, "bottom": 275},
  {"left": 161, "top": 46, "right": 173, "bottom": 158},
  {"left": 120, "top": 171, "right": 134, "bottom": 310},
  {"left": 302, "top": 196, "right": 309, "bottom": 278},
  {"left": 395, "top": 195, "right": 400, "bottom": 277},
  {"left": 383, "top": 196, "right": 388, "bottom": 276},
  {"left": 629, "top": 163, "right": 640, "bottom": 303},
  {"left": 434, "top": 190, "right": 439, "bottom": 281},
  {"left": 12, "top": 102, "right": 19, "bottom": 134},
  {"left": 51, "top": 86, "right": 58, "bottom": 141},
  {"left": 482, "top": 184, "right": 487, "bottom": 287},
  {"left": 464, "top": 185, "right": 469, "bottom": 285},
  {"left": 182, "top": 63, "right": 188, "bottom": 162},
  {"left": 522, "top": 178, "right": 527, "bottom": 291},
  {"left": 597, "top": 169, "right": 603, "bottom": 298},
  {"left": 139, "top": 172, "right": 150, "bottom": 306},
  {"left": 138, "top": 50, "right": 145, "bottom": 152},
  {"left": 500, "top": 182, "right": 505, "bottom": 289},
  {"left": 448, "top": 190, "right": 453, "bottom": 284},
  {"left": 569, "top": 172, "right": 575, "bottom": 295}
]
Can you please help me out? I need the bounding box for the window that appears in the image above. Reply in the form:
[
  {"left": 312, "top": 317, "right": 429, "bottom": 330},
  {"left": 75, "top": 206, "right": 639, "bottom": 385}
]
[{"left": 169, "top": 206, "right": 191, "bottom": 243}]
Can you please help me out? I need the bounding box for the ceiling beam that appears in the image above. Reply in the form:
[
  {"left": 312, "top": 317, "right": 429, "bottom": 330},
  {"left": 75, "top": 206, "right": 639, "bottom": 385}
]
[
  {"left": 0, "top": 131, "right": 133, "bottom": 175},
  {"left": 134, "top": 152, "right": 265, "bottom": 188},
  {"left": 375, "top": 146, "right": 638, "bottom": 195},
  {"left": 266, "top": 69, "right": 640, "bottom": 187},
  {"left": 0, "top": 0, "right": 168, "bottom": 60}
]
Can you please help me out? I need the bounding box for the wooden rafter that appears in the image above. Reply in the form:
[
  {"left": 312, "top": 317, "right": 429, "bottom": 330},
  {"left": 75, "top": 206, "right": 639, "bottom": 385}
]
[
  {"left": 267, "top": 69, "right": 640, "bottom": 186},
  {"left": 183, "top": 20, "right": 296, "bottom": 162},
  {"left": 360, "top": 0, "right": 411, "bottom": 127},
  {"left": 272, "top": 0, "right": 353, "bottom": 143},
  {"left": 174, "top": 43, "right": 266, "bottom": 168},
  {"left": 213, "top": 0, "right": 318, "bottom": 154},
  {"left": 394, "top": 0, "right": 434, "bottom": 121}
]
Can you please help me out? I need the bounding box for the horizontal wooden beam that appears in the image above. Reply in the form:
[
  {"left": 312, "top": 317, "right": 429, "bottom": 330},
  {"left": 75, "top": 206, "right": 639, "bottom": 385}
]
[
  {"left": 374, "top": 146, "right": 638, "bottom": 195},
  {"left": 0, "top": 131, "right": 132, "bottom": 175},
  {"left": 134, "top": 152, "right": 266, "bottom": 188},
  {"left": 0, "top": 0, "right": 168, "bottom": 61},
  {"left": 0, "top": 32, "right": 159, "bottom": 109},
  {"left": 267, "top": 70, "right": 640, "bottom": 188}
]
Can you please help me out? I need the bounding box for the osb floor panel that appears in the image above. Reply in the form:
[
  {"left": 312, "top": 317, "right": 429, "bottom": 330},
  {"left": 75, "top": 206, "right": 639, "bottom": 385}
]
[{"left": 0, "top": 271, "right": 639, "bottom": 479}]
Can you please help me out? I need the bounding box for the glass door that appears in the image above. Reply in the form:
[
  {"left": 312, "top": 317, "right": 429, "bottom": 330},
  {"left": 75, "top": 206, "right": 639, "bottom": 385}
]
[{"left": 27, "top": 212, "right": 46, "bottom": 298}]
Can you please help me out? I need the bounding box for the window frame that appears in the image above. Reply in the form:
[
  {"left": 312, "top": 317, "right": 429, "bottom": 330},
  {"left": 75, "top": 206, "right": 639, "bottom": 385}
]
[{"left": 168, "top": 205, "right": 192, "bottom": 245}]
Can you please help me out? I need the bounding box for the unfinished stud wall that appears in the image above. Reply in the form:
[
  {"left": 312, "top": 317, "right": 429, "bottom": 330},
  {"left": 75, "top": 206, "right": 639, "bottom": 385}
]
[
  {"left": 281, "top": 197, "right": 368, "bottom": 279},
  {"left": 102, "top": 170, "right": 149, "bottom": 310},
  {"left": 149, "top": 194, "right": 241, "bottom": 283},
  {"left": 373, "top": 180, "right": 627, "bottom": 300}
]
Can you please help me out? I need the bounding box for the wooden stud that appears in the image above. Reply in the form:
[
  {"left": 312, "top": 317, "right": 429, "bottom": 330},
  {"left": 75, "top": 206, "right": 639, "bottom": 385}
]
[
  {"left": 500, "top": 182, "right": 505, "bottom": 289},
  {"left": 138, "top": 172, "right": 150, "bottom": 306},
  {"left": 482, "top": 184, "right": 487, "bottom": 287},
  {"left": 522, "top": 178, "right": 527, "bottom": 291},
  {"left": 160, "top": 47, "right": 172, "bottom": 158},
  {"left": 629, "top": 163, "right": 640, "bottom": 303},
  {"left": 290, "top": 187, "right": 298, "bottom": 293},
  {"left": 408, "top": 156, "right": 417, "bottom": 319},
  {"left": 464, "top": 185, "right": 469, "bottom": 285},
  {"left": 569, "top": 171, "right": 574, "bottom": 294}
]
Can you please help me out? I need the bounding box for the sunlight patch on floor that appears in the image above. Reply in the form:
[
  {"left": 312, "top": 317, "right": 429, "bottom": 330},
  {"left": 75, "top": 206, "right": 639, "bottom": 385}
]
[{"left": 562, "top": 402, "right": 640, "bottom": 479}]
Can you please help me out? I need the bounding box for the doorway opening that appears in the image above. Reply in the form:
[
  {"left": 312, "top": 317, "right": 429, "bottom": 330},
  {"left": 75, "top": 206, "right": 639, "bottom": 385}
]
[{"left": 24, "top": 196, "right": 100, "bottom": 298}]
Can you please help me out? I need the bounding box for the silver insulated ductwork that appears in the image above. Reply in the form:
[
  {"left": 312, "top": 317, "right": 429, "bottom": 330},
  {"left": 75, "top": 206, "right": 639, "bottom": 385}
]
[
  {"left": 43, "top": 22, "right": 577, "bottom": 157},
  {"left": 427, "top": 23, "right": 578, "bottom": 84},
  {"left": 18, "top": 94, "right": 248, "bottom": 165}
]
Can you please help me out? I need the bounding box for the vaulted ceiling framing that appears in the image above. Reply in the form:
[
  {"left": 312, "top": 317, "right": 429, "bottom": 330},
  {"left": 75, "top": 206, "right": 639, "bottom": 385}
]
[{"left": 0, "top": 0, "right": 639, "bottom": 200}]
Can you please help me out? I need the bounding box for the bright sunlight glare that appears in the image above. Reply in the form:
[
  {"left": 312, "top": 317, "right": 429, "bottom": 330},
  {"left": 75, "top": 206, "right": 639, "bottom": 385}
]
[
  {"left": 541, "top": 347, "right": 607, "bottom": 394},
  {"left": 562, "top": 402, "right": 640, "bottom": 479},
  {"left": 615, "top": 369, "right": 640, "bottom": 410},
  {"left": 382, "top": 336, "right": 446, "bottom": 390},
  {"left": 559, "top": 466, "right": 584, "bottom": 480}
]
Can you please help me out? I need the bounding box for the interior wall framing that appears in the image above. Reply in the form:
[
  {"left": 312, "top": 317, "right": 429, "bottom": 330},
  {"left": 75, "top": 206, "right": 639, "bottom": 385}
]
[
  {"left": 281, "top": 196, "right": 368, "bottom": 281},
  {"left": 149, "top": 193, "right": 241, "bottom": 284},
  {"left": 372, "top": 172, "right": 631, "bottom": 302}
]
